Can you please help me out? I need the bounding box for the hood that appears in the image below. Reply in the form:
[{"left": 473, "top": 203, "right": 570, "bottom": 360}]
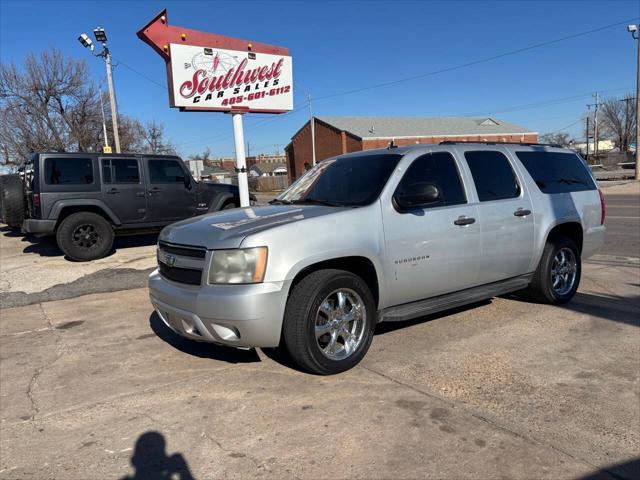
[{"left": 159, "top": 204, "right": 342, "bottom": 249}]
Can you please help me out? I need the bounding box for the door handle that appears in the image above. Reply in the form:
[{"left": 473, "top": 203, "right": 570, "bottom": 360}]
[
  {"left": 454, "top": 216, "right": 476, "bottom": 226},
  {"left": 135, "top": 191, "right": 146, "bottom": 197},
  {"left": 106, "top": 188, "right": 120, "bottom": 195},
  {"left": 514, "top": 208, "right": 532, "bottom": 217},
  {"left": 148, "top": 188, "right": 161, "bottom": 194}
]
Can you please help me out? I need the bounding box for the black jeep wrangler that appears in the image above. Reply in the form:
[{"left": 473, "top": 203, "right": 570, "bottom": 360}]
[{"left": 0, "top": 153, "right": 252, "bottom": 261}]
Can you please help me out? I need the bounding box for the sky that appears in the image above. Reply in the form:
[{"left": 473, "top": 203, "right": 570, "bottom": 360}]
[{"left": 0, "top": 0, "right": 638, "bottom": 159}]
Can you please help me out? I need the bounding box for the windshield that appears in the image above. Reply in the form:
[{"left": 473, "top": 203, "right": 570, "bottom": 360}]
[{"left": 274, "top": 153, "right": 403, "bottom": 207}]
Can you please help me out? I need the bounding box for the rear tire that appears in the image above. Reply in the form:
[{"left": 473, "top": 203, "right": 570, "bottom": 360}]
[
  {"left": 0, "top": 174, "right": 25, "bottom": 228},
  {"left": 56, "top": 212, "right": 114, "bottom": 261},
  {"left": 282, "top": 269, "right": 376, "bottom": 375},
  {"left": 528, "top": 236, "right": 581, "bottom": 304}
]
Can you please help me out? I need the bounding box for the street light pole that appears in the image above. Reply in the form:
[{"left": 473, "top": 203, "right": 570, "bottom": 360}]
[
  {"left": 629, "top": 24, "right": 640, "bottom": 181},
  {"left": 103, "top": 47, "right": 121, "bottom": 154},
  {"left": 98, "top": 91, "right": 109, "bottom": 150},
  {"left": 78, "top": 28, "right": 121, "bottom": 154}
]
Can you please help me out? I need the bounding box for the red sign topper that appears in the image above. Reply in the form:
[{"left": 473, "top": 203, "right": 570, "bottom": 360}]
[{"left": 137, "top": 9, "right": 293, "bottom": 113}]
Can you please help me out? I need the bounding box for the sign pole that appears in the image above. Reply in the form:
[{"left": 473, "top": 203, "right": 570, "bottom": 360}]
[{"left": 232, "top": 112, "right": 250, "bottom": 207}]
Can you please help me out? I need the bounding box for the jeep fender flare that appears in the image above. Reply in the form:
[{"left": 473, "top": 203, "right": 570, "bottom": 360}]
[
  {"left": 207, "top": 192, "right": 238, "bottom": 212},
  {"left": 49, "top": 199, "right": 121, "bottom": 225}
]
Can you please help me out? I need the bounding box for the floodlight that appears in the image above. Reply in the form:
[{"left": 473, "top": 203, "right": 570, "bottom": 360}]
[
  {"left": 628, "top": 25, "right": 638, "bottom": 33},
  {"left": 78, "top": 33, "right": 94, "bottom": 50},
  {"left": 93, "top": 27, "right": 107, "bottom": 43}
]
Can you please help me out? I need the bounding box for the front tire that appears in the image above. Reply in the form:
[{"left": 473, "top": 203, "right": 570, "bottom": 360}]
[
  {"left": 528, "top": 236, "right": 581, "bottom": 304},
  {"left": 56, "top": 212, "right": 114, "bottom": 261},
  {"left": 282, "top": 269, "right": 376, "bottom": 375}
]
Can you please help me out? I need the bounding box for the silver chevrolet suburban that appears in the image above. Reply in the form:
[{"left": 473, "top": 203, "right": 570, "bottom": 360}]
[{"left": 149, "top": 143, "right": 605, "bottom": 374}]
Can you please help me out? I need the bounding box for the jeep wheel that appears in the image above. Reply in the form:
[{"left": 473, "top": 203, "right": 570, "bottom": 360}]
[
  {"left": 0, "top": 174, "right": 25, "bottom": 229},
  {"left": 222, "top": 201, "right": 238, "bottom": 210},
  {"left": 56, "top": 212, "right": 114, "bottom": 261},
  {"left": 528, "top": 236, "right": 581, "bottom": 305},
  {"left": 282, "top": 269, "right": 375, "bottom": 375}
]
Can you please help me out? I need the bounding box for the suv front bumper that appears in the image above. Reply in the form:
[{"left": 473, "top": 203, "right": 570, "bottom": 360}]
[
  {"left": 22, "top": 219, "right": 56, "bottom": 235},
  {"left": 148, "top": 269, "right": 291, "bottom": 349}
]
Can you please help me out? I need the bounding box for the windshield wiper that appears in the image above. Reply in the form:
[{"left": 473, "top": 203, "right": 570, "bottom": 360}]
[{"left": 268, "top": 199, "right": 293, "bottom": 205}]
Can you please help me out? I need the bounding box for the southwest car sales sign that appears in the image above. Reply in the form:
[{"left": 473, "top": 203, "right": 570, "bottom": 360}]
[
  {"left": 137, "top": 10, "right": 293, "bottom": 114},
  {"left": 170, "top": 44, "right": 293, "bottom": 112}
]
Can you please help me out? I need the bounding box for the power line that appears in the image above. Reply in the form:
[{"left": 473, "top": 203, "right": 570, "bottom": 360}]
[
  {"left": 458, "top": 87, "right": 630, "bottom": 117},
  {"left": 548, "top": 118, "right": 584, "bottom": 135},
  {"left": 112, "top": 57, "right": 168, "bottom": 90},
  {"left": 314, "top": 17, "right": 639, "bottom": 102}
]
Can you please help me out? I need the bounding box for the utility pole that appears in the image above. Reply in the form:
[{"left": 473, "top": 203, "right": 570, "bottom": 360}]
[
  {"left": 308, "top": 94, "right": 316, "bottom": 166},
  {"left": 103, "top": 47, "right": 121, "bottom": 153},
  {"left": 99, "top": 91, "right": 110, "bottom": 151},
  {"left": 78, "top": 28, "right": 121, "bottom": 153},
  {"left": 586, "top": 116, "right": 590, "bottom": 159},
  {"left": 593, "top": 92, "right": 600, "bottom": 157}
]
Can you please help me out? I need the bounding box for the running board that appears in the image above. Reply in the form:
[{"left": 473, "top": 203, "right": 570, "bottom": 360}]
[{"left": 378, "top": 274, "right": 533, "bottom": 323}]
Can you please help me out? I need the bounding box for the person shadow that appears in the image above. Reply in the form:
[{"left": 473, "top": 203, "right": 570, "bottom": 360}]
[{"left": 120, "top": 431, "right": 194, "bottom": 480}]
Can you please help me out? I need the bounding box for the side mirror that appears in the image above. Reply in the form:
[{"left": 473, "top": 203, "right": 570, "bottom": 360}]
[
  {"left": 183, "top": 176, "right": 192, "bottom": 190},
  {"left": 395, "top": 182, "right": 441, "bottom": 210}
]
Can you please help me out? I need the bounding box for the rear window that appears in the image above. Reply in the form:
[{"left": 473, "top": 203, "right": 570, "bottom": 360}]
[
  {"left": 44, "top": 157, "right": 94, "bottom": 185},
  {"left": 515, "top": 151, "right": 596, "bottom": 193}
]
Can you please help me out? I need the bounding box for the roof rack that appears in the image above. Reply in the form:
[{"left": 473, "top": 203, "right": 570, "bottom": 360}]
[{"left": 438, "top": 141, "right": 563, "bottom": 148}]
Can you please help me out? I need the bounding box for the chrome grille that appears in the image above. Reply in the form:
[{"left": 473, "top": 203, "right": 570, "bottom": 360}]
[{"left": 157, "top": 241, "right": 207, "bottom": 286}]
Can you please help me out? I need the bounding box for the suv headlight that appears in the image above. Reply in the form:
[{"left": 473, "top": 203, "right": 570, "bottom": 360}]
[{"left": 208, "top": 247, "right": 268, "bottom": 284}]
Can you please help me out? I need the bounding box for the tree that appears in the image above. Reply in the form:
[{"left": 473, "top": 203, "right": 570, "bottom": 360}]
[
  {"left": 0, "top": 49, "right": 177, "bottom": 168},
  {"left": 599, "top": 95, "right": 636, "bottom": 152},
  {"left": 139, "top": 120, "right": 176, "bottom": 155},
  {"left": 539, "top": 132, "right": 574, "bottom": 147},
  {"left": 0, "top": 49, "right": 104, "bottom": 167}
]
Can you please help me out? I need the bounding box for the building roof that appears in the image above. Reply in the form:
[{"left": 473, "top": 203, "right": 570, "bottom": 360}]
[
  {"left": 250, "top": 163, "right": 287, "bottom": 174},
  {"left": 314, "top": 116, "right": 535, "bottom": 139}
]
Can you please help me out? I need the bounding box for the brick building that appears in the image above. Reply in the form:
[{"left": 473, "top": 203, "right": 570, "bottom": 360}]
[
  {"left": 207, "top": 154, "right": 286, "bottom": 171},
  {"left": 285, "top": 116, "right": 537, "bottom": 180}
]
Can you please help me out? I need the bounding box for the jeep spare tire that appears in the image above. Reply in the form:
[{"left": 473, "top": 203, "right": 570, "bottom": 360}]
[{"left": 0, "top": 174, "right": 25, "bottom": 229}]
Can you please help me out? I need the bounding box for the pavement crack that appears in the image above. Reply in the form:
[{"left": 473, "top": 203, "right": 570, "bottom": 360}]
[
  {"left": 23, "top": 303, "right": 69, "bottom": 423},
  {"left": 25, "top": 365, "right": 44, "bottom": 421}
]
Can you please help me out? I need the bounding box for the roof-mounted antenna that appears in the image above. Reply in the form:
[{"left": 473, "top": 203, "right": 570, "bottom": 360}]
[{"left": 388, "top": 139, "right": 397, "bottom": 149}]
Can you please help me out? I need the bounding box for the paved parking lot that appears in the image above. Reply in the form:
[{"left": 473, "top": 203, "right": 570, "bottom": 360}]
[{"left": 0, "top": 182, "right": 638, "bottom": 479}]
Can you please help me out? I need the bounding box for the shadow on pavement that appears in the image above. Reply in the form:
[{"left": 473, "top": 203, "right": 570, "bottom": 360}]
[
  {"left": 505, "top": 290, "right": 639, "bottom": 328},
  {"left": 120, "top": 431, "right": 194, "bottom": 480},
  {"left": 577, "top": 456, "right": 640, "bottom": 480},
  {"left": 0, "top": 225, "right": 22, "bottom": 237},
  {"left": 149, "top": 312, "right": 261, "bottom": 364},
  {"left": 19, "top": 232, "right": 160, "bottom": 260}
]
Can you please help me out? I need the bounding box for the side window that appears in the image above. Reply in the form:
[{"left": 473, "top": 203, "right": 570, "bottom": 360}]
[
  {"left": 148, "top": 159, "right": 186, "bottom": 184},
  {"left": 515, "top": 151, "right": 596, "bottom": 193},
  {"left": 464, "top": 151, "right": 520, "bottom": 201},
  {"left": 395, "top": 152, "right": 466, "bottom": 208},
  {"left": 44, "top": 157, "right": 94, "bottom": 185},
  {"left": 102, "top": 158, "right": 140, "bottom": 184}
]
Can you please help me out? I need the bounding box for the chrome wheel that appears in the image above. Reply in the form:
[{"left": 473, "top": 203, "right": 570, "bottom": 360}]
[
  {"left": 315, "top": 289, "right": 366, "bottom": 361},
  {"left": 551, "top": 247, "right": 577, "bottom": 296}
]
